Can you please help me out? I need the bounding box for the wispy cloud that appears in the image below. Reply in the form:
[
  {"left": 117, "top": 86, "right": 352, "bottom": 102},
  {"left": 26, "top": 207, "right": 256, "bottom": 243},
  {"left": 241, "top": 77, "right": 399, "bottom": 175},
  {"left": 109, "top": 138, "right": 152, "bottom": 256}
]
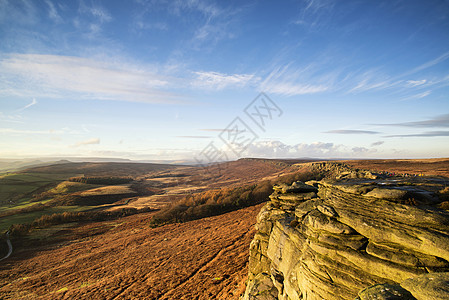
[
  {"left": 17, "top": 98, "right": 37, "bottom": 111},
  {"left": 293, "top": 0, "right": 335, "bottom": 28},
  {"left": 45, "top": 0, "right": 62, "bottom": 23},
  {"left": 0, "top": 113, "right": 25, "bottom": 124},
  {"left": 0, "top": 53, "right": 182, "bottom": 103},
  {"left": 371, "top": 141, "right": 384, "bottom": 147},
  {"left": 345, "top": 51, "right": 449, "bottom": 95},
  {"left": 0, "top": 128, "right": 57, "bottom": 135},
  {"left": 260, "top": 64, "right": 329, "bottom": 96},
  {"left": 74, "top": 1, "right": 113, "bottom": 39},
  {"left": 0, "top": 0, "right": 38, "bottom": 26},
  {"left": 168, "top": 0, "right": 242, "bottom": 47},
  {"left": 199, "top": 129, "right": 229, "bottom": 132},
  {"left": 71, "top": 138, "right": 100, "bottom": 147},
  {"left": 134, "top": 21, "right": 168, "bottom": 31},
  {"left": 406, "top": 79, "right": 427, "bottom": 87},
  {"left": 403, "top": 51, "right": 449, "bottom": 77},
  {"left": 262, "top": 82, "right": 328, "bottom": 96},
  {"left": 176, "top": 135, "right": 212, "bottom": 139},
  {"left": 79, "top": 1, "right": 112, "bottom": 23},
  {"left": 385, "top": 131, "right": 449, "bottom": 138},
  {"left": 324, "top": 129, "right": 380, "bottom": 134},
  {"left": 399, "top": 90, "right": 431, "bottom": 101},
  {"left": 380, "top": 113, "right": 449, "bottom": 128},
  {"left": 347, "top": 70, "right": 399, "bottom": 94},
  {"left": 192, "top": 71, "right": 258, "bottom": 90}
]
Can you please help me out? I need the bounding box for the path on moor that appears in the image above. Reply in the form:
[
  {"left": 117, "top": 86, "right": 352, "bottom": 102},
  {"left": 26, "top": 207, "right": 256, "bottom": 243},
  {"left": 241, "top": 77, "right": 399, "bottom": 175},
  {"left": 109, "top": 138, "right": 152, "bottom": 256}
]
[{"left": 0, "top": 232, "right": 12, "bottom": 262}]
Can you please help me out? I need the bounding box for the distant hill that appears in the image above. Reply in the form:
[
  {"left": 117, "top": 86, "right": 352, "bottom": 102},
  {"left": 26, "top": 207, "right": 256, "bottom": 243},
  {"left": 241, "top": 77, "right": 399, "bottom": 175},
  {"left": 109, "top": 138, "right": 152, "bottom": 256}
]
[
  {"left": 343, "top": 158, "right": 449, "bottom": 178},
  {"left": 0, "top": 159, "right": 71, "bottom": 173},
  {"left": 20, "top": 162, "right": 181, "bottom": 177}
]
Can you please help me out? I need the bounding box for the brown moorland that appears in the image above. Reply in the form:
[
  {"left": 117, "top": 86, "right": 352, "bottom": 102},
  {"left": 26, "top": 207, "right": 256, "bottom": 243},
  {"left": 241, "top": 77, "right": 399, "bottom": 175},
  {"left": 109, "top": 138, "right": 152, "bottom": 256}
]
[
  {"left": 0, "top": 204, "right": 263, "bottom": 299},
  {"left": 0, "top": 158, "right": 447, "bottom": 299},
  {"left": 343, "top": 158, "right": 449, "bottom": 177}
]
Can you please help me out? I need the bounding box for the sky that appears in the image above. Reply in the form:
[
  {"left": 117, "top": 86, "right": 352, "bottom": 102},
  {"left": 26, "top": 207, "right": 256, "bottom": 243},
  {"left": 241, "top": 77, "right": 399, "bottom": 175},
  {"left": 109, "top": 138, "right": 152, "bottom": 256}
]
[{"left": 0, "top": 0, "right": 449, "bottom": 162}]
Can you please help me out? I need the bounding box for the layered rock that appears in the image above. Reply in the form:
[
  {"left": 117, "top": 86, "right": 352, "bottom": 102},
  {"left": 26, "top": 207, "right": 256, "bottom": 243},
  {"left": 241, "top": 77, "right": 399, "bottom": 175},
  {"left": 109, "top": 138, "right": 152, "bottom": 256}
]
[{"left": 244, "top": 172, "right": 449, "bottom": 300}]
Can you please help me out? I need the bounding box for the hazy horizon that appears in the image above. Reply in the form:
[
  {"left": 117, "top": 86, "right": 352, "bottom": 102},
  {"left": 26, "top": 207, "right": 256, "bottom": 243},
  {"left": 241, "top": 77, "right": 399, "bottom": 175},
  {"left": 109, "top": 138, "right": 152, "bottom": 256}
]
[{"left": 1, "top": 0, "right": 448, "bottom": 161}]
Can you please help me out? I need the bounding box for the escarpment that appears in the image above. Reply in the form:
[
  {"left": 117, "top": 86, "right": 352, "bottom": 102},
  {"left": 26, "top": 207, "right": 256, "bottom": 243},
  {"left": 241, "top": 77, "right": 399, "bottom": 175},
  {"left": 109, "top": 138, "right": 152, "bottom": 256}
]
[{"left": 244, "top": 165, "right": 449, "bottom": 300}]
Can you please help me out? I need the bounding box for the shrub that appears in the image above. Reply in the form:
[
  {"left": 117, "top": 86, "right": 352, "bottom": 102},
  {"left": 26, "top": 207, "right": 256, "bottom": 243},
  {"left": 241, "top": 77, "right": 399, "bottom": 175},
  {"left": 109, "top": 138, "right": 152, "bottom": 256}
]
[
  {"left": 9, "top": 207, "right": 152, "bottom": 237},
  {"left": 68, "top": 176, "right": 133, "bottom": 185}
]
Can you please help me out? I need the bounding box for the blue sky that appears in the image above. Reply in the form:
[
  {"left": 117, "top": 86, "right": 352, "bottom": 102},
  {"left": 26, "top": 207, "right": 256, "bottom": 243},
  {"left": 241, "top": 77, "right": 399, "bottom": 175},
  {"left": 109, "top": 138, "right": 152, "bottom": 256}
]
[{"left": 0, "top": 0, "right": 448, "bottom": 161}]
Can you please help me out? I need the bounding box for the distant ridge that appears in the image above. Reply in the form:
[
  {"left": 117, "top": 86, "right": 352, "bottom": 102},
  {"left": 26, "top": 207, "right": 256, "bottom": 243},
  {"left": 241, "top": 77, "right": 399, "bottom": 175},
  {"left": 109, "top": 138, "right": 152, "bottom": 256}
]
[{"left": 20, "top": 161, "right": 181, "bottom": 177}]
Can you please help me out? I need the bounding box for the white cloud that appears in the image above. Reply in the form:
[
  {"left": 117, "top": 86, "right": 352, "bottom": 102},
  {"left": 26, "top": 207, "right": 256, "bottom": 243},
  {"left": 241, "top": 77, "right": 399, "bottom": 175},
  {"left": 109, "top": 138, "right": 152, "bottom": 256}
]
[
  {"left": 17, "top": 98, "right": 37, "bottom": 111},
  {"left": 166, "top": 0, "right": 239, "bottom": 46},
  {"left": 371, "top": 141, "right": 384, "bottom": 147},
  {"left": 404, "top": 51, "right": 449, "bottom": 77},
  {"left": 45, "top": 0, "right": 62, "bottom": 23},
  {"left": 0, "top": 128, "right": 58, "bottom": 135},
  {"left": 294, "top": 0, "right": 335, "bottom": 28},
  {"left": 192, "top": 71, "right": 258, "bottom": 90},
  {"left": 347, "top": 69, "right": 400, "bottom": 93},
  {"left": 380, "top": 113, "right": 449, "bottom": 128},
  {"left": 260, "top": 64, "right": 329, "bottom": 96},
  {"left": 263, "top": 82, "right": 328, "bottom": 96},
  {"left": 324, "top": 130, "right": 380, "bottom": 135},
  {"left": 79, "top": 2, "right": 112, "bottom": 23},
  {"left": 135, "top": 21, "right": 168, "bottom": 31},
  {"left": 400, "top": 90, "right": 431, "bottom": 101},
  {"left": 352, "top": 146, "right": 370, "bottom": 154},
  {"left": 0, "top": 127, "right": 82, "bottom": 135},
  {"left": 0, "top": 113, "right": 25, "bottom": 124},
  {"left": 243, "top": 140, "right": 375, "bottom": 158},
  {"left": 0, "top": 53, "right": 181, "bottom": 103},
  {"left": 71, "top": 138, "right": 100, "bottom": 148},
  {"left": 406, "top": 79, "right": 427, "bottom": 87}
]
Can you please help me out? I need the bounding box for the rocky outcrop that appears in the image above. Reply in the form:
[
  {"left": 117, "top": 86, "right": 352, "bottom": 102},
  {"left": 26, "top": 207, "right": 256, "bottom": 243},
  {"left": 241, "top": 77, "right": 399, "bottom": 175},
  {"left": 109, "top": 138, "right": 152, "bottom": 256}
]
[{"left": 244, "top": 169, "right": 449, "bottom": 300}]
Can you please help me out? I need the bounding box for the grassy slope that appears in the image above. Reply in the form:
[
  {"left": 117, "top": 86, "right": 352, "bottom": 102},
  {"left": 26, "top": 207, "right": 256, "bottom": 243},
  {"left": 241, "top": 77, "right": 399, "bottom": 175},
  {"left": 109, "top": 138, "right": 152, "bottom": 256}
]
[
  {"left": 0, "top": 162, "right": 182, "bottom": 234},
  {"left": 0, "top": 175, "right": 123, "bottom": 232},
  {"left": 0, "top": 173, "right": 77, "bottom": 209},
  {"left": 1, "top": 159, "right": 448, "bottom": 299}
]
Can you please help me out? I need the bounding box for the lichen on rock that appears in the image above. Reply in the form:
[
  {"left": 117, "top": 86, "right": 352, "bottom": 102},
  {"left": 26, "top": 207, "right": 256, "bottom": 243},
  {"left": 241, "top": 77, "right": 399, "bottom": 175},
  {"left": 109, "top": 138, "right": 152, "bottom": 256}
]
[{"left": 243, "top": 163, "right": 449, "bottom": 300}]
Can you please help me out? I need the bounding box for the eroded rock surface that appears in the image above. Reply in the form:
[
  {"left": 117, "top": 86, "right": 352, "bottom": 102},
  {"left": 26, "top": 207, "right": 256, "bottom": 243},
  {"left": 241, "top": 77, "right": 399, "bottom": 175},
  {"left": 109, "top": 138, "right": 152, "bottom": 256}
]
[{"left": 244, "top": 167, "right": 449, "bottom": 300}]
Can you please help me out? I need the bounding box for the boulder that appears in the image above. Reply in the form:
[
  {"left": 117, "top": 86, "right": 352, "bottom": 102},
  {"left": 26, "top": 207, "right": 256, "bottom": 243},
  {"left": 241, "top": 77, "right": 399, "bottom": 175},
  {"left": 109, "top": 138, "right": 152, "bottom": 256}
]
[{"left": 244, "top": 172, "right": 449, "bottom": 300}]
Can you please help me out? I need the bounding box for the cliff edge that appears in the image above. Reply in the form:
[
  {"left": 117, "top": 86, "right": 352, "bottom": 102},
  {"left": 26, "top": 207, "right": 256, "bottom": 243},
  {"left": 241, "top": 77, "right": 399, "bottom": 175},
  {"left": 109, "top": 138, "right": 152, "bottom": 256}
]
[{"left": 243, "top": 164, "right": 449, "bottom": 299}]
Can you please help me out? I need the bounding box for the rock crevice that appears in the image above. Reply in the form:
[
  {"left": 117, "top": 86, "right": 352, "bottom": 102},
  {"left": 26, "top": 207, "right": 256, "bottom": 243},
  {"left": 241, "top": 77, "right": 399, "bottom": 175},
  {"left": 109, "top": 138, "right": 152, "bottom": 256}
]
[{"left": 244, "top": 168, "right": 449, "bottom": 300}]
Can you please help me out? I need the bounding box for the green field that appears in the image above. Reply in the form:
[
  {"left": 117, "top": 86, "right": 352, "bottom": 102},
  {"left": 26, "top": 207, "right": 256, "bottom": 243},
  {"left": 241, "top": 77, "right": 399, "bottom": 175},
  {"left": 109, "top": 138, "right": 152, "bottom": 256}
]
[
  {"left": 0, "top": 173, "right": 78, "bottom": 207},
  {"left": 0, "top": 172, "right": 108, "bottom": 233},
  {"left": 0, "top": 205, "right": 98, "bottom": 232}
]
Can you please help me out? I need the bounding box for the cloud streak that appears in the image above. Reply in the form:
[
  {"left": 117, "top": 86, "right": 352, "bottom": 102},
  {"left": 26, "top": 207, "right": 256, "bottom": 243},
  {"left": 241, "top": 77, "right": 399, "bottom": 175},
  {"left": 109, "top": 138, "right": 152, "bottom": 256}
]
[
  {"left": 192, "top": 71, "right": 258, "bottom": 90},
  {"left": 0, "top": 128, "right": 56, "bottom": 135},
  {"left": 385, "top": 131, "right": 449, "bottom": 138},
  {"left": 371, "top": 141, "right": 384, "bottom": 147},
  {"left": 176, "top": 135, "right": 212, "bottom": 139},
  {"left": 17, "top": 98, "right": 37, "bottom": 111},
  {"left": 380, "top": 113, "right": 449, "bottom": 128},
  {"left": 0, "top": 53, "right": 182, "bottom": 104},
  {"left": 404, "top": 51, "right": 449, "bottom": 77},
  {"left": 324, "top": 129, "right": 380, "bottom": 135},
  {"left": 71, "top": 138, "right": 100, "bottom": 147},
  {"left": 259, "top": 64, "right": 329, "bottom": 96}
]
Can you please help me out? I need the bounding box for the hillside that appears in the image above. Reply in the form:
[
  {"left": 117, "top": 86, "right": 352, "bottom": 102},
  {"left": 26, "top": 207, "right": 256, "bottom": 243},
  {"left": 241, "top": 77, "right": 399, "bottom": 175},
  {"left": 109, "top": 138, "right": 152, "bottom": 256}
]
[
  {"left": 244, "top": 166, "right": 449, "bottom": 299},
  {"left": 0, "top": 158, "right": 448, "bottom": 299},
  {"left": 21, "top": 162, "right": 180, "bottom": 177}
]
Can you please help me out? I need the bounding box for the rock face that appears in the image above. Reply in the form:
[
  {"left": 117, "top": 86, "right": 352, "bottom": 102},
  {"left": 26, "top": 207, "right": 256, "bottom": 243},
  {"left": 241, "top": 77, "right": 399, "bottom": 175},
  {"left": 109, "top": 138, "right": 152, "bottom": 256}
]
[{"left": 243, "top": 170, "right": 449, "bottom": 300}]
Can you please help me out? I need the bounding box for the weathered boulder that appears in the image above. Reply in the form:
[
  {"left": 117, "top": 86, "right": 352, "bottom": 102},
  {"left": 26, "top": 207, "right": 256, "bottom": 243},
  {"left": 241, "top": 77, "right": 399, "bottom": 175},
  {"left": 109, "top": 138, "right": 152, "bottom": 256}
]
[
  {"left": 273, "top": 181, "right": 318, "bottom": 194},
  {"left": 401, "top": 272, "right": 449, "bottom": 300},
  {"left": 244, "top": 171, "right": 449, "bottom": 300},
  {"left": 357, "top": 283, "right": 416, "bottom": 300}
]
